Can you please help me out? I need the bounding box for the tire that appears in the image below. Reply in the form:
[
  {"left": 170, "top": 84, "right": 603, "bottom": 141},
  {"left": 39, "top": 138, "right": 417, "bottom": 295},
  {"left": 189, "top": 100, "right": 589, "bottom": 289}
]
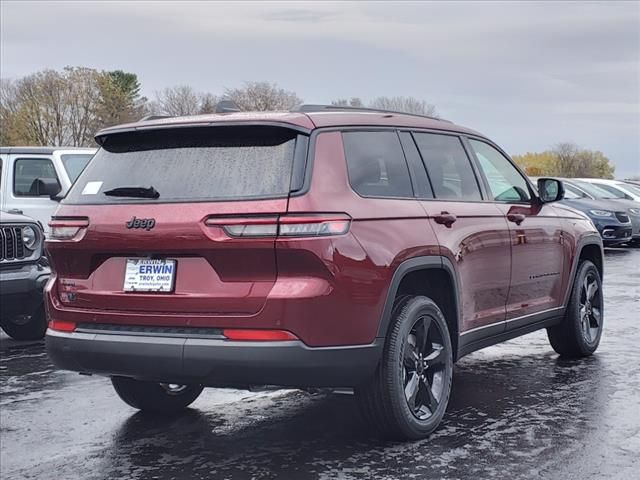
[
  {"left": 355, "top": 296, "right": 454, "bottom": 440},
  {"left": 547, "top": 260, "right": 603, "bottom": 358},
  {"left": 111, "top": 377, "right": 203, "bottom": 413},
  {"left": 0, "top": 305, "right": 47, "bottom": 341}
]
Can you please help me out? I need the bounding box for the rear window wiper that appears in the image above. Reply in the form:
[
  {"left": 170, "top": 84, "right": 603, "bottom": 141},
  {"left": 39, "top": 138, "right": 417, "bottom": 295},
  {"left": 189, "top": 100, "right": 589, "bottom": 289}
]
[{"left": 103, "top": 186, "right": 160, "bottom": 199}]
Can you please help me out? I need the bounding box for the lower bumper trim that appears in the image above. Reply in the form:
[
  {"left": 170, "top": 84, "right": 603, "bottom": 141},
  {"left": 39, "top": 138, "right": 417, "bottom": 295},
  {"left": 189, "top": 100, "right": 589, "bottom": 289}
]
[{"left": 45, "top": 330, "right": 383, "bottom": 388}]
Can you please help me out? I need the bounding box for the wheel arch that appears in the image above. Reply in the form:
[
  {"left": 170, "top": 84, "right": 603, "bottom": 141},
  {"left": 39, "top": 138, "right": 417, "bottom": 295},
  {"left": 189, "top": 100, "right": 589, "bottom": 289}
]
[
  {"left": 563, "top": 235, "right": 604, "bottom": 307},
  {"left": 376, "top": 256, "right": 461, "bottom": 360}
]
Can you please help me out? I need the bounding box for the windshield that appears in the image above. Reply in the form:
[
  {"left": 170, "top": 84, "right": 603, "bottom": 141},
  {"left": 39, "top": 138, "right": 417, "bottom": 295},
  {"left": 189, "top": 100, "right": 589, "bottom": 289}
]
[
  {"left": 570, "top": 180, "right": 618, "bottom": 199},
  {"left": 587, "top": 182, "right": 628, "bottom": 199},
  {"left": 64, "top": 126, "right": 304, "bottom": 204},
  {"left": 61, "top": 154, "right": 94, "bottom": 183},
  {"left": 624, "top": 183, "right": 640, "bottom": 196}
]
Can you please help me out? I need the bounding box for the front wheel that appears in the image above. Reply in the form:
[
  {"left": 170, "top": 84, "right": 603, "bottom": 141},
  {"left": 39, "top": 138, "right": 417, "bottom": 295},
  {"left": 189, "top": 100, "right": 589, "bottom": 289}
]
[
  {"left": 547, "top": 260, "right": 604, "bottom": 357},
  {"left": 0, "top": 305, "right": 47, "bottom": 341},
  {"left": 356, "top": 296, "right": 454, "bottom": 440},
  {"left": 111, "top": 377, "right": 203, "bottom": 413}
]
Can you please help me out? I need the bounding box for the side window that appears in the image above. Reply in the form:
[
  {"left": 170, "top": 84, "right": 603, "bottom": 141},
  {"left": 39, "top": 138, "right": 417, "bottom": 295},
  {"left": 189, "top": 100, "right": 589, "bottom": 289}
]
[
  {"left": 398, "top": 131, "right": 434, "bottom": 198},
  {"left": 13, "top": 158, "right": 60, "bottom": 197},
  {"left": 342, "top": 131, "right": 414, "bottom": 198},
  {"left": 469, "top": 139, "right": 531, "bottom": 202},
  {"left": 412, "top": 132, "right": 482, "bottom": 201}
]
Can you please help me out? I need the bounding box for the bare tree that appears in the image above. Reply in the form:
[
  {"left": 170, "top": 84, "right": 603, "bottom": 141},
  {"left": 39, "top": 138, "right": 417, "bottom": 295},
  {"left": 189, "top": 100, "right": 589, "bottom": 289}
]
[
  {"left": 13, "top": 69, "right": 70, "bottom": 145},
  {"left": 150, "top": 86, "right": 218, "bottom": 116},
  {"left": 552, "top": 142, "right": 614, "bottom": 178},
  {"left": 553, "top": 142, "right": 582, "bottom": 177},
  {"left": 224, "top": 81, "right": 302, "bottom": 111},
  {"left": 331, "top": 97, "right": 364, "bottom": 108},
  {"left": 0, "top": 68, "right": 103, "bottom": 146},
  {"left": 198, "top": 93, "right": 219, "bottom": 114},
  {"left": 0, "top": 79, "right": 21, "bottom": 144},
  {"left": 369, "top": 96, "right": 438, "bottom": 117},
  {"left": 150, "top": 86, "right": 201, "bottom": 116},
  {"left": 66, "top": 67, "right": 102, "bottom": 146}
]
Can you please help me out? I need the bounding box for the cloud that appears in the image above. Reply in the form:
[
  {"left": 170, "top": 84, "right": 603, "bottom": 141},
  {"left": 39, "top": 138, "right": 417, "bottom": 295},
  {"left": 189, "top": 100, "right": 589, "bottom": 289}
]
[{"left": 1, "top": 0, "right": 638, "bottom": 176}]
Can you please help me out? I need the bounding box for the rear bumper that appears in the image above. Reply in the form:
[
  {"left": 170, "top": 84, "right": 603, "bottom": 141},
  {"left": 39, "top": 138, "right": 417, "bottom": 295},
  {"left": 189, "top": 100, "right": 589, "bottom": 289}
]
[
  {"left": 45, "top": 329, "right": 382, "bottom": 388},
  {"left": 0, "top": 262, "right": 50, "bottom": 320}
]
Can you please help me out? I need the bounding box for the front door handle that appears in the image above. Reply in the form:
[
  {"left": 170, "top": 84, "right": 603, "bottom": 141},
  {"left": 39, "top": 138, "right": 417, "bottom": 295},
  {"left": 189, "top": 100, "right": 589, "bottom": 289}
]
[
  {"left": 434, "top": 212, "right": 457, "bottom": 228},
  {"left": 8, "top": 208, "right": 23, "bottom": 215},
  {"left": 507, "top": 213, "right": 526, "bottom": 225}
]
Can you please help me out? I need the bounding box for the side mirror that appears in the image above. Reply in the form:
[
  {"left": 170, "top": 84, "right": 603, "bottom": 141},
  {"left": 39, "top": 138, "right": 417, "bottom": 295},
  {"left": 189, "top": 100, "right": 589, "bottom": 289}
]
[
  {"left": 30, "top": 178, "right": 62, "bottom": 200},
  {"left": 537, "top": 178, "right": 564, "bottom": 203}
]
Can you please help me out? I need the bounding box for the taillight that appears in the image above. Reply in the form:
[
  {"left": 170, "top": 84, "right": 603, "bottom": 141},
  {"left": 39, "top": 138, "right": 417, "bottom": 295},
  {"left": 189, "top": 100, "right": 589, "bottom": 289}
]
[
  {"left": 205, "top": 214, "right": 351, "bottom": 238},
  {"left": 223, "top": 329, "right": 298, "bottom": 341},
  {"left": 206, "top": 216, "right": 279, "bottom": 238},
  {"left": 278, "top": 215, "right": 350, "bottom": 237},
  {"left": 49, "top": 320, "right": 76, "bottom": 332},
  {"left": 49, "top": 217, "right": 89, "bottom": 240}
]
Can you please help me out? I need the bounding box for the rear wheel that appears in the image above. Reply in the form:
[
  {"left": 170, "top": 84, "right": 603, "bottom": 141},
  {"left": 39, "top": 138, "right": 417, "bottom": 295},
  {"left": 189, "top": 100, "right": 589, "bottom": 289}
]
[
  {"left": 111, "top": 377, "right": 203, "bottom": 413},
  {"left": 356, "top": 296, "right": 453, "bottom": 440},
  {"left": 0, "top": 305, "right": 47, "bottom": 341},
  {"left": 547, "top": 260, "right": 603, "bottom": 357}
]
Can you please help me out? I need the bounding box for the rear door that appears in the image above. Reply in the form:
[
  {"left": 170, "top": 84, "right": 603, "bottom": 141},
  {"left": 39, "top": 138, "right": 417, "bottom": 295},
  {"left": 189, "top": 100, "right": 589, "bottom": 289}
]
[
  {"left": 406, "top": 131, "right": 512, "bottom": 336},
  {"left": 49, "top": 125, "right": 306, "bottom": 324},
  {"left": 467, "top": 137, "right": 566, "bottom": 327}
]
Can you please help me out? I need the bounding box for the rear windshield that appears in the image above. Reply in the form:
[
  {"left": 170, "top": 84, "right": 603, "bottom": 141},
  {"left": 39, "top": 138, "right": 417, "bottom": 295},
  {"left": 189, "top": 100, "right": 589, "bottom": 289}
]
[
  {"left": 64, "top": 126, "right": 304, "bottom": 204},
  {"left": 61, "top": 154, "right": 94, "bottom": 183}
]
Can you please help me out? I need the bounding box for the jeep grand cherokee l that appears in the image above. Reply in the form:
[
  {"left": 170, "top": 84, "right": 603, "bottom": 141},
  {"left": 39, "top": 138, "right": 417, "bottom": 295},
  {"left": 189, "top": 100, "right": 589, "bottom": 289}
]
[{"left": 45, "top": 105, "right": 604, "bottom": 440}]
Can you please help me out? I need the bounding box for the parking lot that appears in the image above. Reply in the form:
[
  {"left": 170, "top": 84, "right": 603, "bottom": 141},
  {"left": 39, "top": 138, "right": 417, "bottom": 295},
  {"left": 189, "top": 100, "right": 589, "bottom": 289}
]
[{"left": 1, "top": 247, "right": 638, "bottom": 480}]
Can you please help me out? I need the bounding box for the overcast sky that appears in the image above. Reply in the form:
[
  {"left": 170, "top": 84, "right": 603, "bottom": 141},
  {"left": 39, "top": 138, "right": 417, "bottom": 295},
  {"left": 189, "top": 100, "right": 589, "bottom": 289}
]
[{"left": 1, "top": 1, "right": 639, "bottom": 177}]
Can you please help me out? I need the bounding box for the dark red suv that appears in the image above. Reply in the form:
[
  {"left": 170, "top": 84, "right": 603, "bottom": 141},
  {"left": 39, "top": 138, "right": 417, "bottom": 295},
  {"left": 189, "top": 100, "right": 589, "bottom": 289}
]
[{"left": 45, "top": 105, "right": 604, "bottom": 440}]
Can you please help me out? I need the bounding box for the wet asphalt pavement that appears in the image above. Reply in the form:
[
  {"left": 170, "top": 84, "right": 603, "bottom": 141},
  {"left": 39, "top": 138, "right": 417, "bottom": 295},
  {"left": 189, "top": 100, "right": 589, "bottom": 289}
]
[{"left": 1, "top": 249, "right": 639, "bottom": 480}]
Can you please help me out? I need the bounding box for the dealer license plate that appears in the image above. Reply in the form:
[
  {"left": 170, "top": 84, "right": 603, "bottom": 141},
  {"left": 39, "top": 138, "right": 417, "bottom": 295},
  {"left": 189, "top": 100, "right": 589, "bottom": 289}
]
[{"left": 123, "top": 258, "right": 176, "bottom": 292}]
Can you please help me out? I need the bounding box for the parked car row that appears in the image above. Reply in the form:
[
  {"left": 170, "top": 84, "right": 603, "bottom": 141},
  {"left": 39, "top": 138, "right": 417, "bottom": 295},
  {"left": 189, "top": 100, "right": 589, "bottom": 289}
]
[{"left": 530, "top": 176, "right": 640, "bottom": 247}]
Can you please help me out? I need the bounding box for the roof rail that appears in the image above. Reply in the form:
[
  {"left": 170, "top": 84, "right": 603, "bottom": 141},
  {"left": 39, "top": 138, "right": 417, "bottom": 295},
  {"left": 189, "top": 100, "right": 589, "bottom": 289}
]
[
  {"left": 139, "top": 114, "right": 173, "bottom": 122},
  {"left": 293, "top": 104, "right": 451, "bottom": 123}
]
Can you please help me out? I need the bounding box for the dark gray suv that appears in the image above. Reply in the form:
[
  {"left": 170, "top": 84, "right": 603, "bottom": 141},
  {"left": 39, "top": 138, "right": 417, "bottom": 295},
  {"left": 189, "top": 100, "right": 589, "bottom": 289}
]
[{"left": 0, "top": 211, "right": 50, "bottom": 340}]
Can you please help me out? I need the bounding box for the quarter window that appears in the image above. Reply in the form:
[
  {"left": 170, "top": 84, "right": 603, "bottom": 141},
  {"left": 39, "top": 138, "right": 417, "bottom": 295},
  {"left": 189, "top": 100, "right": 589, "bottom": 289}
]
[
  {"left": 469, "top": 139, "right": 531, "bottom": 202},
  {"left": 342, "top": 131, "right": 414, "bottom": 198},
  {"left": 413, "top": 133, "right": 482, "bottom": 201},
  {"left": 13, "top": 158, "right": 60, "bottom": 197}
]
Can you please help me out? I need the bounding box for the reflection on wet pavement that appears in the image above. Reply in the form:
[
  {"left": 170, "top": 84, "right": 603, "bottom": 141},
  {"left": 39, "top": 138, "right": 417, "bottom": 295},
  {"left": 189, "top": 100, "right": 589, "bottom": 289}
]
[{"left": 1, "top": 248, "right": 639, "bottom": 479}]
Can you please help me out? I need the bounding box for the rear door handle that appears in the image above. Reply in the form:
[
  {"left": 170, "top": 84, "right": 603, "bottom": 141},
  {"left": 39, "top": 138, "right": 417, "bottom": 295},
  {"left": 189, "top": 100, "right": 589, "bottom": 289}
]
[
  {"left": 8, "top": 209, "right": 23, "bottom": 215},
  {"left": 434, "top": 212, "right": 457, "bottom": 227},
  {"left": 507, "top": 213, "right": 526, "bottom": 225}
]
